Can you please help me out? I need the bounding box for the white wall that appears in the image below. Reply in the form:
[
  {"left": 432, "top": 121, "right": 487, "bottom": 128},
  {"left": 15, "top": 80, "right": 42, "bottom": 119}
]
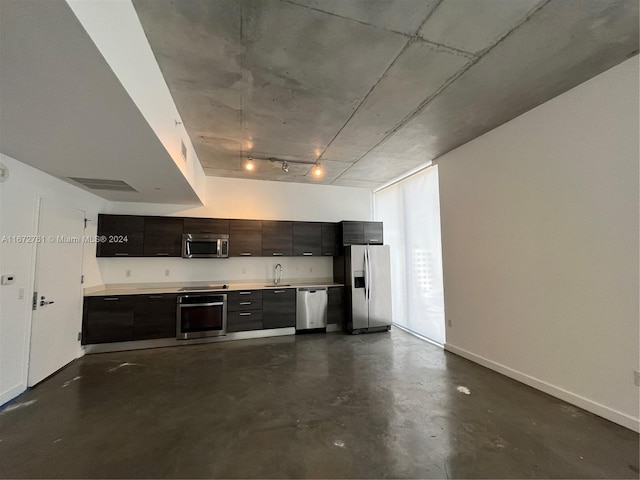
[
  {"left": 99, "top": 176, "right": 372, "bottom": 285},
  {"left": 0, "top": 154, "right": 108, "bottom": 406},
  {"left": 438, "top": 57, "right": 639, "bottom": 431}
]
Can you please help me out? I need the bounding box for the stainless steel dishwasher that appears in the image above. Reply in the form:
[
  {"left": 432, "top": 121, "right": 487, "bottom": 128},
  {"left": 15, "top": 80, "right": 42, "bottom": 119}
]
[{"left": 296, "top": 287, "right": 328, "bottom": 331}]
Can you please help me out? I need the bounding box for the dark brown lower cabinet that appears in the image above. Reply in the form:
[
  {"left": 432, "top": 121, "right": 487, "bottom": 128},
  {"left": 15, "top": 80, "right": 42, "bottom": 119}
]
[
  {"left": 83, "top": 296, "right": 135, "bottom": 344},
  {"left": 134, "top": 294, "right": 177, "bottom": 340},
  {"left": 262, "top": 288, "right": 296, "bottom": 329},
  {"left": 227, "top": 310, "right": 263, "bottom": 332},
  {"left": 327, "top": 286, "right": 345, "bottom": 325}
]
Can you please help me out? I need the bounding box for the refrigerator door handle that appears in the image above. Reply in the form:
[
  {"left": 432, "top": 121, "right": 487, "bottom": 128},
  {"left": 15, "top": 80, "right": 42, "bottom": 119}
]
[
  {"left": 368, "top": 246, "right": 373, "bottom": 301},
  {"left": 365, "top": 246, "right": 371, "bottom": 301}
]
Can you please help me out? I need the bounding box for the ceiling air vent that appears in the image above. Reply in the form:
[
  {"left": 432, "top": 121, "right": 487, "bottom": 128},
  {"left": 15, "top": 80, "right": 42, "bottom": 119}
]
[{"left": 68, "top": 177, "right": 138, "bottom": 192}]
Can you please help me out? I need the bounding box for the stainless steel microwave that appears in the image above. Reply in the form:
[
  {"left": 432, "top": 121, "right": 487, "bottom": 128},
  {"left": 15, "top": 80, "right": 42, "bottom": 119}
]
[{"left": 182, "top": 234, "right": 229, "bottom": 258}]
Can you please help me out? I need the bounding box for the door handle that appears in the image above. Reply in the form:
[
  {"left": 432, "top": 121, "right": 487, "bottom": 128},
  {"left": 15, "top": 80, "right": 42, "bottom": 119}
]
[{"left": 40, "top": 296, "right": 54, "bottom": 307}]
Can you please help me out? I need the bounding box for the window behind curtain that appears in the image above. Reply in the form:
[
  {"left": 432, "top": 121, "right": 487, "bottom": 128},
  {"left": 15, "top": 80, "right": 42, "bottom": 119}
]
[{"left": 374, "top": 165, "right": 445, "bottom": 345}]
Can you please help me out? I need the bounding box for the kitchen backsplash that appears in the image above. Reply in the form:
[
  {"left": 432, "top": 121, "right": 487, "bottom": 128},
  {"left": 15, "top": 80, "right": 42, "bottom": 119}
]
[{"left": 97, "top": 256, "right": 333, "bottom": 285}]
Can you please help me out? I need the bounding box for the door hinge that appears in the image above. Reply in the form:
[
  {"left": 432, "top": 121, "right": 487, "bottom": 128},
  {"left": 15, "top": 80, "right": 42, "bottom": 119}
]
[
  {"left": 77, "top": 332, "right": 82, "bottom": 341},
  {"left": 81, "top": 275, "right": 84, "bottom": 284},
  {"left": 32, "top": 291, "right": 38, "bottom": 311}
]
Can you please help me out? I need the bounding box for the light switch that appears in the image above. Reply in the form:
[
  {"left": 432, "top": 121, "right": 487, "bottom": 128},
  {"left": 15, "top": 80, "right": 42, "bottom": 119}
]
[{"left": 1, "top": 274, "right": 15, "bottom": 285}]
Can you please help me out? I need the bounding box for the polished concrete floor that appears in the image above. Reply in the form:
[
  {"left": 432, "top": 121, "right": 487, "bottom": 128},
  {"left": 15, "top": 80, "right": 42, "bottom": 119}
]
[{"left": 0, "top": 329, "right": 638, "bottom": 478}]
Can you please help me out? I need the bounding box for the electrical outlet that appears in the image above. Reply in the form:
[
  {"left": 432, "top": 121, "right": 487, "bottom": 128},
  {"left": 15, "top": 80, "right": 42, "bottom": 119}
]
[
  {"left": 309, "top": 267, "right": 313, "bottom": 273},
  {"left": 18, "top": 288, "right": 24, "bottom": 300},
  {"left": 165, "top": 269, "right": 170, "bottom": 277},
  {"left": 447, "top": 319, "right": 452, "bottom": 327},
  {"left": 241, "top": 268, "right": 246, "bottom": 275},
  {"left": 125, "top": 270, "right": 131, "bottom": 278},
  {"left": 634, "top": 370, "right": 640, "bottom": 387}
]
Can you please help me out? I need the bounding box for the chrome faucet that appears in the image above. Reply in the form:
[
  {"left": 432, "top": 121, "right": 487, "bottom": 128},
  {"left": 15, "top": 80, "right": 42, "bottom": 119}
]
[{"left": 274, "top": 263, "right": 283, "bottom": 286}]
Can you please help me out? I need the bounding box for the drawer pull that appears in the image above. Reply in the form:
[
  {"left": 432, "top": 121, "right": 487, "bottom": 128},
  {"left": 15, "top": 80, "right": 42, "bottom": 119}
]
[
  {"left": 239, "top": 312, "right": 252, "bottom": 316},
  {"left": 239, "top": 301, "right": 251, "bottom": 305},
  {"left": 240, "top": 252, "right": 252, "bottom": 256},
  {"left": 324, "top": 253, "right": 332, "bottom": 256},
  {"left": 369, "top": 239, "right": 380, "bottom": 242},
  {"left": 272, "top": 252, "right": 283, "bottom": 256},
  {"left": 114, "top": 253, "right": 129, "bottom": 256},
  {"left": 303, "top": 252, "right": 313, "bottom": 256},
  {"left": 273, "top": 290, "right": 286, "bottom": 294},
  {"left": 103, "top": 297, "right": 120, "bottom": 301},
  {"left": 239, "top": 291, "right": 252, "bottom": 295},
  {"left": 148, "top": 295, "right": 163, "bottom": 299},
  {"left": 155, "top": 253, "right": 170, "bottom": 256}
]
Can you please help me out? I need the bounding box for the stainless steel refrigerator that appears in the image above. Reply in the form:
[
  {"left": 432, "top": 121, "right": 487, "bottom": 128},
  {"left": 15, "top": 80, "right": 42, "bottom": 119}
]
[{"left": 339, "top": 245, "right": 392, "bottom": 334}]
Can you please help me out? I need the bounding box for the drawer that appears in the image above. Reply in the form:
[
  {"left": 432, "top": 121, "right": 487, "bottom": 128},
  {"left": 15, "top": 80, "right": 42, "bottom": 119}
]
[
  {"left": 227, "top": 297, "right": 262, "bottom": 312},
  {"left": 227, "top": 290, "right": 263, "bottom": 303},
  {"left": 227, "top": 310, "right": 263, "bottom": 332}
]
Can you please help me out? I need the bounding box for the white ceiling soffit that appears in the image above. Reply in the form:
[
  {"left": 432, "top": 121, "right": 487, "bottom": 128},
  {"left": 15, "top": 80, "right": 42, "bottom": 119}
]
[
  {"left": 0, "top": 0, "right": 202, "bottom": 204},
  {"left": 133, "top": 0, "right": 639, "bottom": 189}
]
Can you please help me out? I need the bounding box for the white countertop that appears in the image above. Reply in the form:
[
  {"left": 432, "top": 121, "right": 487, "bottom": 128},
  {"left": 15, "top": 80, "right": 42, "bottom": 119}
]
[{"left": 84, "top": 280, "right": 344, "bottom": 297}]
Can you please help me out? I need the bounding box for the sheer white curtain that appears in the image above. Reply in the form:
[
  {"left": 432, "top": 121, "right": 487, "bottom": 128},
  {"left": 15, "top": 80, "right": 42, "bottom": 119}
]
[{"left": 374, "top": 165, "right": 445, "bottom": 344}]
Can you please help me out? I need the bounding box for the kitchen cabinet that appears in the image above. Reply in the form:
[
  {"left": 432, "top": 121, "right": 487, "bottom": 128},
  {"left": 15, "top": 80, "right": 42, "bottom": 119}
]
[
  {"left": 229, "top": 220, "right": 262, "bottom": 257},
  {"left": 363, "top": 222, "right": 383, "bottom": 245},
  {"left": 183, "top": 218, "right": 229, "bottom": 235},
  {"left": 227, "top": 290, "right": 263, "bottom": 312},
  {"left": 134, "top": 294, "right": 177, "bottom": 340},
  {"left": 338, "top": 221, "right": 384, "bottom": 246},
  {"left": 293, "top": 222, "right": 322, "bottom": 256},
  {"left": 262, "top": 288, "right": 296, "bottom": 329},
  {"left": 227, "top": 310, "right": 263, "bottom": 332},
  {"left": 82, "top": 296, "right": 136, "bottom": 344},
  {"left": 96, "top": 214, "right": 144, "bottom": 257},
  {"left": 262, "top": 221, "right": 293, "bottom": 257},
  {"left": 321, "top": 222, "right": 338, "bottom": 256},
  {"left": 143, "top": 217, "right": 184, "bottom": 257},
  {"left": 327, "top": 286, "right": 345, "bottom": 325}
]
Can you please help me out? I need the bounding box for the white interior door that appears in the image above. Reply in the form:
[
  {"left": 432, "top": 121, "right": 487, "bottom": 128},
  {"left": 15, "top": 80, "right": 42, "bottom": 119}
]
[{"left": 28, "top": 198, "right": 85, "bottom": 386}]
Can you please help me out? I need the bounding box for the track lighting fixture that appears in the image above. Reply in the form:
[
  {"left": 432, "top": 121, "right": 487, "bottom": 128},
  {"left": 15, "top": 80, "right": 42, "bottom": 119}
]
[
  {"left": 282, "top": 161, "right": 290, "bottom": 173},
  {"left": 243, "top": 156, "right": 323, "bottom": 178},
  {"left": 244, "top": 157, "right": 255, "bottom": 171}
]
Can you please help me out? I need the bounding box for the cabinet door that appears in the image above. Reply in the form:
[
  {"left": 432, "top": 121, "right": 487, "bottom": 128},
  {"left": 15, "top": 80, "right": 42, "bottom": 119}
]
[
  {"left": 341, "top": 221, "right": 364, "bottom": 246},
  {"left": 96, "top": 215, "right": 144, "bottom": 257},
  {"left": 262, "top": 221, "right": 293, "bottom": 257},
  {"left": 183, "top": 218, "right": 229, "bottom": 235},
  {"left": 327, "top": 287, "right": 345, "bottom": 325},
  {"left": 229, "top": 220, "right": 262, "bottom": 257},
  {"left": 321, "top": 222, "right": 338, "bottom": 256},
  {"left": 262, "top": 288, "right": 296, "bottom": 329},
  {"left": 83, "top": 296, "right": 135, "bottom": 344},
  {"left": 293, "top": 222, "right": 322, "bottom": 256},
  {"left": 363, "top": 222, "right": 383, "bottom": 245},
  {"left": 134, "top": 294, "right": 177, "bottom": 340},
  {"left": 143, "top": 217, "right": 184, "bottom": 257}
]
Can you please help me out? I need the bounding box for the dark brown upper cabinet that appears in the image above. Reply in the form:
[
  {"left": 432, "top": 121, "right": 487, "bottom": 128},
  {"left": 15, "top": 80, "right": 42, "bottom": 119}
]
[
  {"left": 363, "top": 222, "right": 384, "bottom": 245},
  {"left": 338, "top": 221, "right": 384, "bottom": 246},
  {"left": 321, "top": 222, "right": 338, "bottom": 256},
  {"left": 183, "top": 218, "right": 229, "bottom": 235},
  {"left": 143, "top": 217, "right": 184, "bottom": 257},
  {"left": 293, "top": 222, "right": 322, "bottom": 256},
  {"left": 229, "top": 220, "right": 262, "bottom": 257},
  {"left": 262, "top": 221, "right": 293, "bottom": 257},
  {"left": 96, "top": 214, "right": 144, "bottom": 257}
]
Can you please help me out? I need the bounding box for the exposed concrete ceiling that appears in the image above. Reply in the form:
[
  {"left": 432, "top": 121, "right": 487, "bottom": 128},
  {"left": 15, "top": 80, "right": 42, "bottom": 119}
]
[
  {"left": 134, "top": 0, "right": 639, "bottom": 189},
  {"left": 0, "top": 0, "right": 202, "bottom": 204}
]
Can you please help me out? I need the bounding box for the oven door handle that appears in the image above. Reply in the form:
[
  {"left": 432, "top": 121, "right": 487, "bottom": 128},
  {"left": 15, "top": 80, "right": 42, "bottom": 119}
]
[{"left": 179, "top": 301, "right": 225, "bottom": 308}]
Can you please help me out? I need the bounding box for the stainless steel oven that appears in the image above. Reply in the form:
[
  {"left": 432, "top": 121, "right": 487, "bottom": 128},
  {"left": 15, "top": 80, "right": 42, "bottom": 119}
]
[{"left": 176, "top": 294, "right": 227, "bottom": 340}]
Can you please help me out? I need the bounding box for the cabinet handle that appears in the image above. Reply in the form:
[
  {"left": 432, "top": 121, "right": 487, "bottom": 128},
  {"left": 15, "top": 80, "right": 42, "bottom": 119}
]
[
  {"left": 239, "top": 312, "right": 252, "bottom": 316},
  {"left": 239, "top": 291, "right": 252, "bottom": 295},
  {"left": 114, "top": 253, "right": 129, "bottom": 256},
  {"left": 155, "top": 253, "right": 170, "bottom": 256},
  {"left": 273, "top": 290, "right": 286, "bottom": 294},
  {"left": 240, "top": 253, "right": 252, "bottom": 256},
  {"left": 324, "top": 253, "right": 332, "bottom": 256},
  {"left": 272, "top": 252, "right": 283, "bottom": 256},
  {"left": 369, "top": 239, "right": 380, "bottom": 242},
  {"left": 148, "top": 295, "right": 163, "bottom": 299},
  {"left": 239, "top": 301, "right": 251, "bottom": 305},
  {"left": 303, "top": 252, "right": 313, "bottom": 256},
  {"left": 103, "top": 297, "right": 120, "bottom": 301}
]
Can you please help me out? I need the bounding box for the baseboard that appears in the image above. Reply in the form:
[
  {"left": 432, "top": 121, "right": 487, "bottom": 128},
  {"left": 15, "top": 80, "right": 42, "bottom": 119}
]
[
  {"left": 444, "top": 343, "right": 640, "bottom": 433},
  {"left": 0, "top": 384, "right": 27, "bottom": 409}
]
